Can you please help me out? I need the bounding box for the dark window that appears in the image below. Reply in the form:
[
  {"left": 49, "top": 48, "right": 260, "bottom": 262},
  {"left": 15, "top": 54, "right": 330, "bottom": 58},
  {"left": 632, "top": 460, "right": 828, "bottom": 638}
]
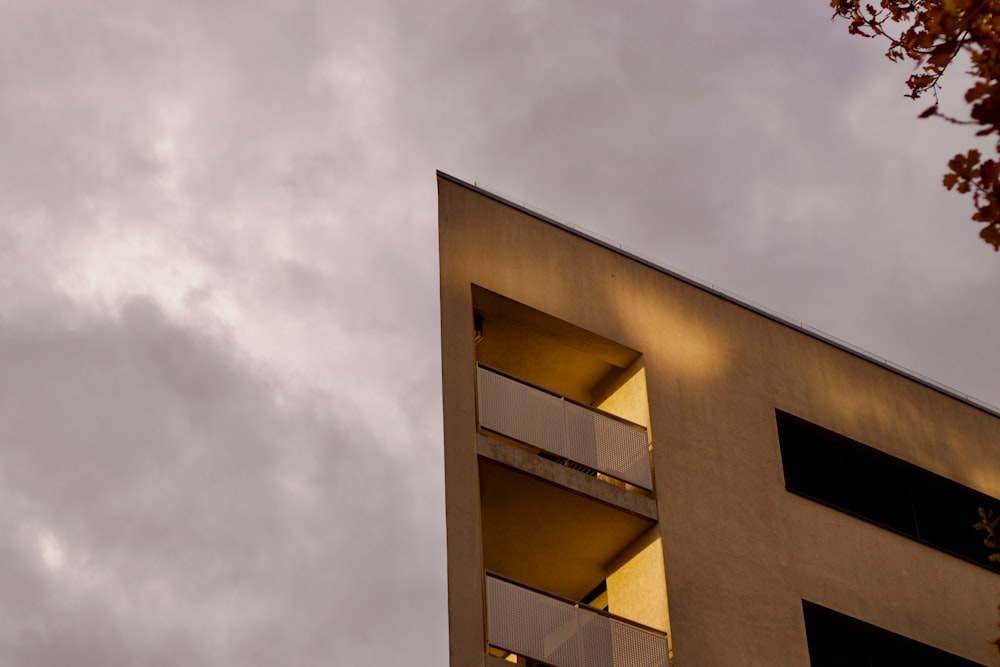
[
  {"left": 803, "top": 601, "right": 985, "bottom": 666},
  {"left": 777, "top": 410, "right": 1000, "bottom": 573}
]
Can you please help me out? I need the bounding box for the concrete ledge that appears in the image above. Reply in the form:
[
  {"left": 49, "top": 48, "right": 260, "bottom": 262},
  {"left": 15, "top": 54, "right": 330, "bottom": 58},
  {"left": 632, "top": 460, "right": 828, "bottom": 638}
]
[{"left": 477, "top": 433, "right": 658, "bottom": 520}]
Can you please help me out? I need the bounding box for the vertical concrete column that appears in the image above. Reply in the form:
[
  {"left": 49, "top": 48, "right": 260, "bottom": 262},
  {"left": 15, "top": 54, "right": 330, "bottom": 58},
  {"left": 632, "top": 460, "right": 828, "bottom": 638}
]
[{"left": 439, "top": 180, "right": 487, "bottom": 666}]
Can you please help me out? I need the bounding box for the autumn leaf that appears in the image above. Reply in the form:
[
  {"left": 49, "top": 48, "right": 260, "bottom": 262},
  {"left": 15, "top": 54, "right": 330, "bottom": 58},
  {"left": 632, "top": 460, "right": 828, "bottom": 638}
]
[
  {"left": 966, "top": 81, "right": 992, "bottom": 102},
  {"left": 831, "top": 0, "right": 1000, "bottom": 250}
]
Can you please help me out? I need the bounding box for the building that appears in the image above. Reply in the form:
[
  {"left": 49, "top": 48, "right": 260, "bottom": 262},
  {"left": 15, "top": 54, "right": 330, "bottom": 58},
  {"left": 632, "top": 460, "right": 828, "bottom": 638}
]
[{"left": 437, "top": 171, "right": 1000, "bottom": 666}]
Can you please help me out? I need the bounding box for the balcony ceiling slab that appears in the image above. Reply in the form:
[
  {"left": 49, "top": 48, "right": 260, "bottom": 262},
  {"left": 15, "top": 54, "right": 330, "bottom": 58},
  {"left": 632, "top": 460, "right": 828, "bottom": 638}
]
[
  {"left": 473, "top": 285, "right": 639, "bottom": 404},
  {"left": 479, "top": 457, "right": 655, "bottom": 601}
]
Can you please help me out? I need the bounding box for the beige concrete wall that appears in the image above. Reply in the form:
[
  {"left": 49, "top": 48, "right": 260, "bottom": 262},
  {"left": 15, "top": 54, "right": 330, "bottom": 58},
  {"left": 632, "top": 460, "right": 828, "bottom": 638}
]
[
  {"left": 595, "top": 359, "right": 651, "bottom": 431},
  {"left": 606, "top": 530, "right": 670, "bottom": 634},
  {"left": 439, "top": 182, "right": 488, "bottom": 667},
  {"left": 439, "top": 174, "right": 1000, "bottom": 666}
]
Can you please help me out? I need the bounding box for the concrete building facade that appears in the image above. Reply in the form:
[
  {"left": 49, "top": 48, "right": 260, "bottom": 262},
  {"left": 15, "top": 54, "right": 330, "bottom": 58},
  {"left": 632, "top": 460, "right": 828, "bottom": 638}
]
[{"left": 437, "top": 171, "right": 1000, "bottom": 666}]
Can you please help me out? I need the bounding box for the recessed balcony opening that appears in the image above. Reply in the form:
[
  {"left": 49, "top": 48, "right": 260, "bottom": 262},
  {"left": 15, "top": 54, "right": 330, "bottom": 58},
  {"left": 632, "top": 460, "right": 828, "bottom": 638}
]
[
  {"left": 484, "top": 574, "right": 669, "bottom": 667},
  {"left": 472, "top": 286, "right": 654, "bottom": 493},
  {"left": 480, "top": 460, "right": 671, "bottom": 666}
]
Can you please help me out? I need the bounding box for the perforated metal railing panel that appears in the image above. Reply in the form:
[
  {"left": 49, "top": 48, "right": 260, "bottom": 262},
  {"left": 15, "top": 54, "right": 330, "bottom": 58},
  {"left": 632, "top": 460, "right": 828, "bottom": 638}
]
[
  {"left": 486, "top": 575, "right": 669, "bottom": 667},
  {"left": 477, "top": 366, "right": 567, "bottom": 455},
  {"left": 564, "top": 402, "right": 652, "bottom": 490},
  {"left": 477, "top": 366, "right": 652, "bottom": 490},
  {"left": 577, "top": 607, "right": 614, "bottom": 667},
  {"left": 487, "top": 575, "right": 579, "bottom": 667},
  {"left": 609, "top": 618, "right": 670, "bottom": 667}
]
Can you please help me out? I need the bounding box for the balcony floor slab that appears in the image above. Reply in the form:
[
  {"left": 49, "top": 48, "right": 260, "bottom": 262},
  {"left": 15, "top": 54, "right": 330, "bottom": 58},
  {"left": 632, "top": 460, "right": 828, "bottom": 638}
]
[{"left": 477, "top": 434, "right": 657, "bottom": 520}]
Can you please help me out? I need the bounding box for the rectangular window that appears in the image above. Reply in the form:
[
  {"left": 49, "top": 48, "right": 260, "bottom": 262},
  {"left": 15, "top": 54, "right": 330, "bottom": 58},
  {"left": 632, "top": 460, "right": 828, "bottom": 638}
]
[
  {"left": 777, "top": 410, "right": 1000, "bottom": 573},
  {"left": 803, "top": 601, "right": 985, "bottom": 666}
]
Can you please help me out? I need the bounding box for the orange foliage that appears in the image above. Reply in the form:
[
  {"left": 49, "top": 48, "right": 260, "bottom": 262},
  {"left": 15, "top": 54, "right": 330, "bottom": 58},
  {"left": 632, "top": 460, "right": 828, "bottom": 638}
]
[{"left": 832, "top": 0, "right": 1000, "bottom": 249}]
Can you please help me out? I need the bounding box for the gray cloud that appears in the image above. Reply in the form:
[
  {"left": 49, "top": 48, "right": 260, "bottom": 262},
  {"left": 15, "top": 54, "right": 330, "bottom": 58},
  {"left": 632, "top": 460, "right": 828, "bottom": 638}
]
[{"left": 0, "top": 298, "right": 445, "bottom": 665}]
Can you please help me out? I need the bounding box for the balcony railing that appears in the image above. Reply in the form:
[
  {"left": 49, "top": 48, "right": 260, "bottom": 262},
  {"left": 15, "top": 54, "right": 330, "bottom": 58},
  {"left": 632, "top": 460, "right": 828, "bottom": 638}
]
[
  {"left": 476, "top": 365, "right": 653, "bottom": 490},
  {"left": 486, "top": 573, "right": 669, "bottom": 667}
]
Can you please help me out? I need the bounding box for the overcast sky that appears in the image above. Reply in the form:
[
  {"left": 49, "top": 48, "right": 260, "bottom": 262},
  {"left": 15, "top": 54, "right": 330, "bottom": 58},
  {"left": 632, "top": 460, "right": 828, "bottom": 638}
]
[{"left": 2, "top": 1, "right": 999, "bottom": 665}]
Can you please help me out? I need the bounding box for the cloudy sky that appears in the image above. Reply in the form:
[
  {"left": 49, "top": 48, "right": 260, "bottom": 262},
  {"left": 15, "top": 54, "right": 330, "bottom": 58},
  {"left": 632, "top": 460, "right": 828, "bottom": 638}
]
[{"left": 2, "top": 1, "right": 999, "bottom": 664}]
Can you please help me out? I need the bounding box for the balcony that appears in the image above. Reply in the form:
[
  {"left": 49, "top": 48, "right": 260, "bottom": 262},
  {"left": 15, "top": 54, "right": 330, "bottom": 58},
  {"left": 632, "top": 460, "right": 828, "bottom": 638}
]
[
  {"left": 486, "top": 573, "right": 670, "bottom": 667},
  {"left": 476, "top": 365, "right": 653, "bottom": 491}
]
